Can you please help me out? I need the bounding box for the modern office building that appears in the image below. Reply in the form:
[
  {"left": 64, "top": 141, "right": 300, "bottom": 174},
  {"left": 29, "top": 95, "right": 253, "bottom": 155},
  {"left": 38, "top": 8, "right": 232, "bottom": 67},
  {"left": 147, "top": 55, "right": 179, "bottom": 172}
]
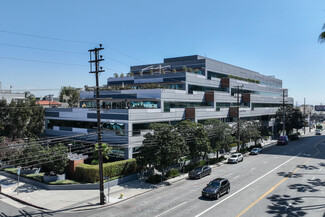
[{"left": 44, "top": 55, "right": 294, "bottom": 159}]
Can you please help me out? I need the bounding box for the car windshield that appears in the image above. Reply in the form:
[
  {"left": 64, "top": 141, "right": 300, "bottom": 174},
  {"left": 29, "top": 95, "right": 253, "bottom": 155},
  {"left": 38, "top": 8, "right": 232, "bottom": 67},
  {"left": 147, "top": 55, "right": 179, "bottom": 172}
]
[
  {"left": 194, "top": 167, "right": 203, "bottom": 172},
  {"left": 252, "top": 148, "right": 258, "bottom": 151},
  {"left": 231, "top": 155, "right": 238, "bottom": 158},
  {"left": 279, "top": 137, "right": 286, "bottom": 140},
  {"left": 207, "top": 181, "right": 220, "bottom": 187}
]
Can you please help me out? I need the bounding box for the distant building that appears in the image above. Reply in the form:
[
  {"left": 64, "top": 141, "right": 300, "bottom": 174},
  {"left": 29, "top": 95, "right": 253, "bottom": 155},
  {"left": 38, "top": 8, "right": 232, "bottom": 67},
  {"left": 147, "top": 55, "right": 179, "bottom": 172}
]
[
  {"left": 0, "top": 82, "right": 25, "bottom": 103},
  {"left": 37, "top": 100, "right": 62, "bottom": 108},
  {"left": 44, "top": 55, "right": 294, "bottom": 159}
]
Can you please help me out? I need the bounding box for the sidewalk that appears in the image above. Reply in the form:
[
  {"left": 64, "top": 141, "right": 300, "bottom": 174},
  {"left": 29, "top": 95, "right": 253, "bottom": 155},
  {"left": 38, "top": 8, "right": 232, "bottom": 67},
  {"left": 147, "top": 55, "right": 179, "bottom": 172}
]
[
  {"left": 0, "top": 174, "right": 160, "bottom": 213},
  {"left": 0, "top": 134, "right": 312, "bottom": 213}
]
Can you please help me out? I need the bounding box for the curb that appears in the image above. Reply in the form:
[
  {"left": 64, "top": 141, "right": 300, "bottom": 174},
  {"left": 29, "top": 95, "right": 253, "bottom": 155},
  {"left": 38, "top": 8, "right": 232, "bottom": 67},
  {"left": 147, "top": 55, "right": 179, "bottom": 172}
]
[{"left": 61, "top": 186, "right": 158, "bottom": 213}]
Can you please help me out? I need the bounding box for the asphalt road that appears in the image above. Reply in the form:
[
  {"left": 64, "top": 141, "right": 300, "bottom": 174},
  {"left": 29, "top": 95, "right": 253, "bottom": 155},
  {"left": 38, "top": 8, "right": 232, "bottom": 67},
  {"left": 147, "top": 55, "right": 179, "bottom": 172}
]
[{"left": 2, "top": 133, "right": 325, "bottom": 217}]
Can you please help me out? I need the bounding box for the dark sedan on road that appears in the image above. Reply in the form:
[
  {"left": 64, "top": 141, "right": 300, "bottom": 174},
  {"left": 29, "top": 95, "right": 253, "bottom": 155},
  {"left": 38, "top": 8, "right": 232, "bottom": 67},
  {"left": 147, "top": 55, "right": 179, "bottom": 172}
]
[
  {"left": 277, "top": 136, "right": 289, "bottom": 145},
  {"left": 202, "top": 178, "right": 230, "bottom": 199},
  {"left": 188, "top": 166, "right": 211, "bottom": 179}
]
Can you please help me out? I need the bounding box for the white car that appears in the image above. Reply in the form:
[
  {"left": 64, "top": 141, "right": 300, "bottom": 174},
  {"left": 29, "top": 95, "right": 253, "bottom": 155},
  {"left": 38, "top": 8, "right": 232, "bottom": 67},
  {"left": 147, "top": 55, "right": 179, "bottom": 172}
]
[{"left": 227, "top": 153, "right": 243, "bottom": 164}]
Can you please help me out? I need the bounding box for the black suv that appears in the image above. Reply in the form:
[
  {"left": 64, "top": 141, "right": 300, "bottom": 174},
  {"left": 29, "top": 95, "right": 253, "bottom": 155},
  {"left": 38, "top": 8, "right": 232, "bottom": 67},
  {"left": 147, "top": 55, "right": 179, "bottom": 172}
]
[
  {"left": 189, "top": 166, "right": 211, "bottom": 179},
  {"left": 202, "top": 178, "right": 230, "bottom": 199}
]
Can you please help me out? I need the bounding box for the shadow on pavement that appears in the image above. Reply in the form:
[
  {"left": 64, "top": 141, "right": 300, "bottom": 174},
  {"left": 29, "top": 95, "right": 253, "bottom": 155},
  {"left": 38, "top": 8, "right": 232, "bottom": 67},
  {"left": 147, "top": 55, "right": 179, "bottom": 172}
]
[
  {"left": 13, "top": 184, "right": 39, "bottom": 193},
  {"left": 266, "top": 194, "right": 307, "bottom": 217},
  {"left": 118, "top": 180, "right": 159, "bottom": 190},
  {"left": 0, "top": 178, "right": 16, "bottom": 187},
  {"left": 277, "top": 172, "right": 303, "bottom": 179}
]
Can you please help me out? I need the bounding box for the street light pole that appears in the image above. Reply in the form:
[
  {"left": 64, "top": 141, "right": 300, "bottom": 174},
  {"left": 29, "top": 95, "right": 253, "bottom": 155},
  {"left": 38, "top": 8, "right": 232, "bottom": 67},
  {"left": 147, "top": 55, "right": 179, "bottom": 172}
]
[
  {"left": 282, "top": 89, "right": 287, "bottom": 136},
  {"left": 89, "top": 44, "right": 105, "bottom": 205},
  {"left": 304, "top": 97, "right": 306, "bottom": 134},
  {"left": 234, "top": 85, "right": 243, "bottom": 150}
]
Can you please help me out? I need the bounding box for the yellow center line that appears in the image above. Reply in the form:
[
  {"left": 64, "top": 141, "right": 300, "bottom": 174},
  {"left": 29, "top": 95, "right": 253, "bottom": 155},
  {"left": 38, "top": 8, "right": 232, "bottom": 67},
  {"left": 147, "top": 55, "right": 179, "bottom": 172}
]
[{"left": 236, "top": 138, "right": 322, "bottom": 217}]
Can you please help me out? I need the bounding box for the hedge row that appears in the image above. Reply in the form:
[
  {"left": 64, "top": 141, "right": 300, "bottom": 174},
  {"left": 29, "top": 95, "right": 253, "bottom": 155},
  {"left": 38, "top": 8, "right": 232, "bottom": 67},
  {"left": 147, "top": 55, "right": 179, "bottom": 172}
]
[{"left": 75, "top": 159, "right": 139, "bottom": 183}]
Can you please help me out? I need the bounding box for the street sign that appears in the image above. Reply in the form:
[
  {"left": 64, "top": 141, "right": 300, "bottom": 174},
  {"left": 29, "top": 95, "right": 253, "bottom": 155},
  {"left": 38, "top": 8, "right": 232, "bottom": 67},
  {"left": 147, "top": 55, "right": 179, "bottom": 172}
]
[{"left": 315, "top": 105, "right": 325, "bottom": 111}]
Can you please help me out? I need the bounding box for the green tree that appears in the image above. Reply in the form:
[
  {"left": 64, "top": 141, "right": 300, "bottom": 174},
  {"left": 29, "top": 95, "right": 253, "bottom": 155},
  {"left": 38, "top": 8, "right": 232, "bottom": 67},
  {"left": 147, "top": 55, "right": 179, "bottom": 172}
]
[
  {"left": 11, "top": 141, "right": 47, "bottom": 168},
  {"left": 203, "top": 119, "right": 234, "bottom": 159},
  {"left": 114, "top": 73, "right": 118, "bottom": 78},
  {"left": 42, "top": 143, "right": 68, "bottom": 174},
  {"left": 0, "top": 98, "right": 44, "bottom": 139},
  {"left": 246, "top": 121, "right": 262, "bottom": 146},
  {"left": 59, "top": 86, "right": 80, "bottom": 107},
  {"left": 275, "top": 105, "right": 305, "bottom": 135},
  {"left": 176, "top": 120, "right": 211, "bottom": 161},
  {"left": 318, "top": 24, "right": 325, "bottom": 43},
  {"left": 0, "top": 99, "right": 9, "bottom": 136},
  {"left": 92, "top": 143, "right": 112, "bottom": 164},
  {"left": 232, "top": 121, "right": 261, "bottom": 150},
  {"left": 182, "top": 66, "right": 188, "bottom": 72},
  {"left": 137, "top": 123, "right": 187, "bottom": 178}
]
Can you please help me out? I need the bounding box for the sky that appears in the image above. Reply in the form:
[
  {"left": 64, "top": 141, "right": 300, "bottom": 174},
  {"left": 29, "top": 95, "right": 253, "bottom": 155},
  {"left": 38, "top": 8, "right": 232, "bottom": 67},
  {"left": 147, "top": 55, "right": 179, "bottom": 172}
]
[{"left": 1, "top": 0, "right": 325, "bottom": 105}]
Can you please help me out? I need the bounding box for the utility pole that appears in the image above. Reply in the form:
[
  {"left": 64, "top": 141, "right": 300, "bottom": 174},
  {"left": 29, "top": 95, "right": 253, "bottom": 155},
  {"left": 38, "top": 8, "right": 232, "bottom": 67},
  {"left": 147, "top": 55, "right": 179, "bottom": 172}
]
[
  {"left": 89, "top": 44, "right": 105, "bottom": 205},
  {"left": 303, "top": 97, "right": 306, "bottom": 134},
  {"left": 282, "top": 89, "right": 287, "bottom": 136},
  {"left": 235, "top": 85, "right": 243, "bottom": 150}
]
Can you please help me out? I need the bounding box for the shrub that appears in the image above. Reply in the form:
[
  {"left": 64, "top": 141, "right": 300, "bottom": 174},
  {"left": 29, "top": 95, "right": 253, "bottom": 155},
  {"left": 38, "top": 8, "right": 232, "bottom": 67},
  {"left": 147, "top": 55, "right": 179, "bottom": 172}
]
[
  {"left": 239, "top": 148, "right": 248, "bottom": 154},
  {"left": 75, "top": 158, "right": 140, "bottom": 183},
  {"left": 209, "top": 155, "right": 226, "bottom": 164},
  {"left": 166, "top": 169, "right": 179, "bottom": 179},
  {"left": 184, "top": 160, "right": 206, "bottom": 172},
  {"left": 146, "top": 174, "right": 165, "bottom": 184}
]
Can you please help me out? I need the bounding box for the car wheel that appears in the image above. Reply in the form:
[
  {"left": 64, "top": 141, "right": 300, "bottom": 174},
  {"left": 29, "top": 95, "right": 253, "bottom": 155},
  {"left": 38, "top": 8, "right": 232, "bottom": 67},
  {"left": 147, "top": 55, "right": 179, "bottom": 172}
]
[
  {"left": 241, "top": 158, "right": 244, "bottom": 162},
  {"left": 226, "top": 187, "right": 230, "bottom": 194},
  {"left": 199, "top": 174, "right": 202, "bottom": 179},
  {"left": 216, "top": 193, "right": 220, "bottom": 200}
]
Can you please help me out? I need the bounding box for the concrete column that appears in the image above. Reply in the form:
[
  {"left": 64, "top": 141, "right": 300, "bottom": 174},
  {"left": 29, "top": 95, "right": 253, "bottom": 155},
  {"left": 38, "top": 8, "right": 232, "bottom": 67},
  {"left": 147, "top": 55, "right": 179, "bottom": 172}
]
[{"left": 124, "top": 147, "right": 133, "bottom": 159}]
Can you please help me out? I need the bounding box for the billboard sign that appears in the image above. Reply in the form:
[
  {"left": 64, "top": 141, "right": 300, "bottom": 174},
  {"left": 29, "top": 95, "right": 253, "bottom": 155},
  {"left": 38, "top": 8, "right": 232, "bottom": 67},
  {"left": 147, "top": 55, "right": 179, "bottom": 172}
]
[{"left": 315, "top": 105, "right": 325, "bottom": 111}]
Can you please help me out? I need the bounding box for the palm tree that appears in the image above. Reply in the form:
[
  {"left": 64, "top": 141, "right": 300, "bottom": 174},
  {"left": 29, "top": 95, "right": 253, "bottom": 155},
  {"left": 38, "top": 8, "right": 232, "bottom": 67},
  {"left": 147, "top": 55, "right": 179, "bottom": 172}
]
[{"left": 318, "top": 24, "right": 325, "bottom": 43}]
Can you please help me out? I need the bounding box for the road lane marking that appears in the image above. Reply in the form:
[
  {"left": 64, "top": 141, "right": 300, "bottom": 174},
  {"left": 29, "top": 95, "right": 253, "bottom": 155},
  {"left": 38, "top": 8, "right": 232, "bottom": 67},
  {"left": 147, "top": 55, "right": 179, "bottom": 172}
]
[
  {"left": 251, "top": 168, "right": 255, "bottom": 171},
  {"left": 236, "top": 138, "right": 323, "bottom": 217},
  {"left": 234, "top": 175, "right": 240, "bottom": 179},
  {"left": 155, "top": 201, "right": 187, "bottom": 217},
  {"left": 236, "top": 167, "right": 300, "bottom": 217},
  {"left": 320, "top": 168, "right": 323, "bottom": 172},
  {"left": 312, "top": 176, "right": 315, "bottom": 180},
  {"left": 194, "top": 153, "right": 301, "bottom": 217},
  {"left": 274, "top": 157, "right": 278, "bottom": 159},
  {"left": 285, "top": 203, "right": 292, "bottom": 210},
  {"left": 264, "top": 161, "right": 267, "bottom": 164}
]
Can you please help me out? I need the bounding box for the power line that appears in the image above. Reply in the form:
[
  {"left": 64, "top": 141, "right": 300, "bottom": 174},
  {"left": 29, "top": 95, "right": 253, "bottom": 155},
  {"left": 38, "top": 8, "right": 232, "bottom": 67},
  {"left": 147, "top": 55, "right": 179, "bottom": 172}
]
[
  {"left": 0, "top": 29, "right": 145, "bottom": 64},
  {"left": 0, "top": 29, "right": 95, "bottom": 45},
  {"left": 0, "top": 56, "right": 88, "bottom": 67},
  {"left": 0, "top": 42, "right": 86, "bottom": 55}
]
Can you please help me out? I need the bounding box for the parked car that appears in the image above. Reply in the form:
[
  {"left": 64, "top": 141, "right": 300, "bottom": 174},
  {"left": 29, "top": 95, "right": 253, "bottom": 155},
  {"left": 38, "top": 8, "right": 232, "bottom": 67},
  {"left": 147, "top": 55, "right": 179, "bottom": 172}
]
[
  {"left": 250, "top": 148, "right": 262, "bottom": 155},
  {"left": 188, "top": 166, "right": 211, "bottom": 179},
  {"left": 315, "top": 129, "right": 322, "bottom": 135},
  {"left": 277, "top": 136, "right": 289, "bottom": 145},
  {"left": 227, "top": 153, "right": 243, "bottom": 163},
  {"left": 202, "top": 178, "right": 230, "bottom": 199},
  {"left": 289, "top": 134, "right": 300, "bottom": 140}
]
